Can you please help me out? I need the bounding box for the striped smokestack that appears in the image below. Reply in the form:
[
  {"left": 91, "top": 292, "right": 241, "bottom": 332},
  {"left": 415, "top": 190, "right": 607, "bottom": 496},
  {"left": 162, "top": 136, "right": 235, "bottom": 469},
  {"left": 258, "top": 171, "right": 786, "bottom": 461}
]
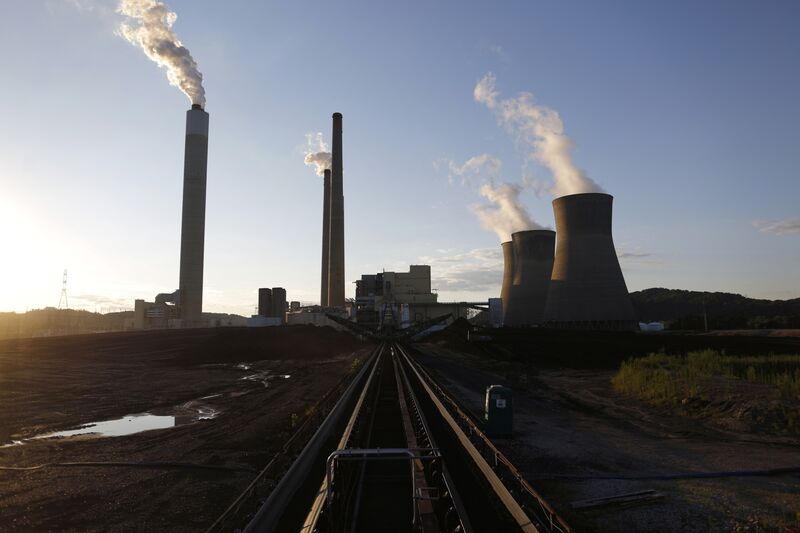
[
  {"left": 178, "top": 103, "right": 209, "bottom": 325},
  {"left": 320, "top": 169, "right": 331, "bottom": 306},
  {"left": 328, "top": 112, "right": 345, "bottom": 307}
]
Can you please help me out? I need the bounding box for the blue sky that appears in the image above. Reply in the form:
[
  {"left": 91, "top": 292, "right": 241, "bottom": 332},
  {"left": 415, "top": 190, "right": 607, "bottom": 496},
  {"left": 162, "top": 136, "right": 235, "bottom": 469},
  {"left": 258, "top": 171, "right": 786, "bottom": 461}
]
[{"left": 0, "top": 0, "right": 798, "bottom": 314}]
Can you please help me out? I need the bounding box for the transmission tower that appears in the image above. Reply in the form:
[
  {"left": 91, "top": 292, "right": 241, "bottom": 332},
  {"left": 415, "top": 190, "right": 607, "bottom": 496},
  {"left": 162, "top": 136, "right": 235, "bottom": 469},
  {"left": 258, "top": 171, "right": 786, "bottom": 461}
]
[{"left": 58, "top": 269, "right": 69, "bottom": 309}]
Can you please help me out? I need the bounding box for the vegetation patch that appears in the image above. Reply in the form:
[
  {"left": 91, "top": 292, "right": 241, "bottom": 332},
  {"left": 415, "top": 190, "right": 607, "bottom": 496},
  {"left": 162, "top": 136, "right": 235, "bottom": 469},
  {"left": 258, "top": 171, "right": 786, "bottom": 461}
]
[{"left": 613, "top": 350, "right": 800, "bottom": 434}]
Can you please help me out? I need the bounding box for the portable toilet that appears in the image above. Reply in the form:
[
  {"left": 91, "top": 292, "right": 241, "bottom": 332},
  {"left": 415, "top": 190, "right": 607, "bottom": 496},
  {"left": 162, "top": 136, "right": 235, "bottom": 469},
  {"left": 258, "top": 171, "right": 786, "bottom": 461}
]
[{"left": 485, "top": 385, "right": 513, "bottom": 437}]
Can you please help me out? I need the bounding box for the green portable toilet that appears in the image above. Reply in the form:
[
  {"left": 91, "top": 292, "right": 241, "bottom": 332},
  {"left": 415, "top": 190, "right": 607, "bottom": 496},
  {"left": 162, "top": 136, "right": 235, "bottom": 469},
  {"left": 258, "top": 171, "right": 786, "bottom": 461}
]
[{"left": 484, "top": 385, "right": 513, "bottom": 437}]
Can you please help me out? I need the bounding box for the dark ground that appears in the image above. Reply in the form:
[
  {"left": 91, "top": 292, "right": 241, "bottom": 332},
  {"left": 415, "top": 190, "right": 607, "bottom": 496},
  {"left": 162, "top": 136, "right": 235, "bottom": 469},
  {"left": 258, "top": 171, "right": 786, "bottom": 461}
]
[
  {"left": 415, "top": 328, "right": 800, "bottom": 532},
  {"left": 0, "top": 326, "right": 373, "bottom": 531}
]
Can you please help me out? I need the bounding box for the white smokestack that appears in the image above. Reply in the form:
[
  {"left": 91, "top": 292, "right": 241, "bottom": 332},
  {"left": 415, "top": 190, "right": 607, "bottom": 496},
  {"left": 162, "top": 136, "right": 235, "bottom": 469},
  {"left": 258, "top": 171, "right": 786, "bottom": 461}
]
[
  {"left": 471, "top": 182, "right": 544, "bottom": 242},
  {"left": 118, "top": 0, "right": 206, "bottom": 107},
  {"left": 475, "top": 72, "right": 602, "bottom": 198},
  {"left": 303, "top": 132, "right": 331, "bottom": 176}
]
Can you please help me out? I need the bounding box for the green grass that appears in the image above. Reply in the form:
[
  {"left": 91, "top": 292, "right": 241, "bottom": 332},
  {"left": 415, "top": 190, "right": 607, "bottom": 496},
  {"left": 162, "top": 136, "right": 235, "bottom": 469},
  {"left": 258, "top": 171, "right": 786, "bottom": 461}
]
[{"left": 612, "top": 350, "right": 800, "bottom": 432}]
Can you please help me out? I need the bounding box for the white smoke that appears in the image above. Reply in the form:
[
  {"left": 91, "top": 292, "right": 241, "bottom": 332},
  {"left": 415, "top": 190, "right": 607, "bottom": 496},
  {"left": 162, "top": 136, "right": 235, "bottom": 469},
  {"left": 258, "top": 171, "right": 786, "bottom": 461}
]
[
  {"left": 118, "top": 0, "right": 206, "bottom": 107},
  {"left": 475, "top": 72, "right": 602, "bottom": 197},
  {"left": 445, "top": 153, "right": 502, "bottom": 185},
  {"left": 470, "top": 182, "right": 544, "bottom": 242},
  {"left": 304, "top": 132, "right": 332, "bottom": 176}
]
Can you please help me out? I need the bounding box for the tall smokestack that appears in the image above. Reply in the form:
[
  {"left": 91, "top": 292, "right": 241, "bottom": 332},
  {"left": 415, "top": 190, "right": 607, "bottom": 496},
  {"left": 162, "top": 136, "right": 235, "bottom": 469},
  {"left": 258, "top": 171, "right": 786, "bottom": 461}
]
[
  {"left": 320, "top": 169, "right": 331, "bottom": 306},
  {"left": 500, "top": 241, "right": 514, "bottom": 323},
  {"left": 178, "top": 103, "right": 209, "bottom": 325},
  {"left": 328, "top": 112, "right": 345, "bottom": 307},
  {"left": 504, "top": 230, "right": 555, "bottom": 326},
  {"left": 543, "top": 193, "right": 637, "bottom": 330}
]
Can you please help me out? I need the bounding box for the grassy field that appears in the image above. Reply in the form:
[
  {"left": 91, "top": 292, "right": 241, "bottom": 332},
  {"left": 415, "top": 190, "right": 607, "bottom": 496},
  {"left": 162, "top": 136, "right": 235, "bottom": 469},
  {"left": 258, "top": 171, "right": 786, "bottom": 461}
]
[{"left": 613, "top": 350, "right": 800, "bottom": 433}]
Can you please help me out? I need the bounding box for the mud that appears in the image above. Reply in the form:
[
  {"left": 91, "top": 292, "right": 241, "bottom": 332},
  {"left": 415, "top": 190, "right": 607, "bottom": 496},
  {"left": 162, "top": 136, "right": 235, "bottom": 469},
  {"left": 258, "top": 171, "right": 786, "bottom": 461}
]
[{"left": 0, "top": 326, "right": 373, "bottom": 531}]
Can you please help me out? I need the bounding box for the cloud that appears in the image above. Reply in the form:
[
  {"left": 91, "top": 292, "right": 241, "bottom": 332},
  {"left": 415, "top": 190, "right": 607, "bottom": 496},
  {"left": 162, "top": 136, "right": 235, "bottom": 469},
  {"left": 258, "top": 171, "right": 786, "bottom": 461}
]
[
  {"left": 441, "top": 153, "right": 502, "bottom": 185},
  {"left": 617, "top": 247, "right": 664, "bottom": 267},
  {"left": 418, "top": 248, "right": 504, "bottom": 294},
  {"left": 474, "top": 72, "right": 603, "bottom": 198},
  {"left": 71, "top": 294, "right": 131, "bottom": 308},
  {"left": 753, "top": 218, "right": 800, "bottom": 236}
]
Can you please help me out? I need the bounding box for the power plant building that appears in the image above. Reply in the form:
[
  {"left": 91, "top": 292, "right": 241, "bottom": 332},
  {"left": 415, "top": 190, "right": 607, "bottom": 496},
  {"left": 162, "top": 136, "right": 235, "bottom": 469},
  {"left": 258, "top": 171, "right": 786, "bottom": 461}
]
[{"left": 543, "top": 193, "right": 637, "bottom": 330}]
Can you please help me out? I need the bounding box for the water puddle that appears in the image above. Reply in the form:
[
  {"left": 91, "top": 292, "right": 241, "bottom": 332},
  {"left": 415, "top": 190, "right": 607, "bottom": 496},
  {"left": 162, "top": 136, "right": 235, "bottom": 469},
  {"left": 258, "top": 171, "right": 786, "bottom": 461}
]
[
  {"left": 240, "top": 372, "right": 291, "bottom": 388},
  {"left": 34, "top": 413, "right": 177, "bottom": 440},
  {"left": 1, "top": 400, "right": 220, "bottom": 448}
]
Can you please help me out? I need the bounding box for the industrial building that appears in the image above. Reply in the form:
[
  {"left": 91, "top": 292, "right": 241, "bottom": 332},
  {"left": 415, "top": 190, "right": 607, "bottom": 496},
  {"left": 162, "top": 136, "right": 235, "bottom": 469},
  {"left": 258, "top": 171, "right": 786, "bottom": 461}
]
[
  {"left": 355, "top": 265, "right": 471, "bottom": 329},
  {"left": 257, "top": 287, "right": 287, "bottom": 325},
  {"left": 542, "top": 192, "right": 637, "bottom": 330}
]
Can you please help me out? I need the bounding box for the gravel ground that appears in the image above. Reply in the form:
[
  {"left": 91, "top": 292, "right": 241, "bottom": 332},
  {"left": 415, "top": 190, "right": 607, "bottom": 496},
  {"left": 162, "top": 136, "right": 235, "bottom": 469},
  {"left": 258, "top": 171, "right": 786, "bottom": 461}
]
[{"left": 415, "top": 344, "right": 800, "bottom": 532}]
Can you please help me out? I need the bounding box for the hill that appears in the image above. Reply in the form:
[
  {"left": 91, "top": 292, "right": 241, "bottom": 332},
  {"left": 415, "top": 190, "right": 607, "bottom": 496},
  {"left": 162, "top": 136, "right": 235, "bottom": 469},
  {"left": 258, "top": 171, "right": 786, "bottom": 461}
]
[{"left": 630, "top": 288, "right": 800, "bottom": 329}]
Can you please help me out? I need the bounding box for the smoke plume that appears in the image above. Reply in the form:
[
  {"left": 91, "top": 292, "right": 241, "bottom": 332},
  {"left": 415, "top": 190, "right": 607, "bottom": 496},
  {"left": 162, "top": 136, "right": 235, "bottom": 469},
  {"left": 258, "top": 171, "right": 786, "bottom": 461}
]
[
  {"left": 444, "top": 153, "right": 502, "bottom": 185},
  {"left": 304, "top": 132, "right": 332, "bottom": 176},
  {"left": 475, "top": 72, "right": 602, "bottom": 197},
  {"left": 118, "top": 0, "right": 206, "bottom": 107},
  {"left": 471, "top": 182, "right": 544, "bottom": 242}
]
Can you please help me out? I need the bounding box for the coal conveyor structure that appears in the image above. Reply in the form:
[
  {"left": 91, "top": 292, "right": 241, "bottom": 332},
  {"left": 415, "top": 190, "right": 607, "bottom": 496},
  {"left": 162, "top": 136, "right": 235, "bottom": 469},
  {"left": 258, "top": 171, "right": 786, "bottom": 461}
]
[{"left": 208, "top": 343, "right": 571, "bottom": 533}]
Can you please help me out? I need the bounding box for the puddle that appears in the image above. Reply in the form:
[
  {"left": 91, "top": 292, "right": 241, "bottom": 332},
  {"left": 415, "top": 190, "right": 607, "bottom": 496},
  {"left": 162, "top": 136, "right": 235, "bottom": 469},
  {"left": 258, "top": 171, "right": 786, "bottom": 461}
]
[
  {"left": 235, "top": 363, "right": 252, "bottom": 371},
  {"left": 241, "top": 371, "right": 291, "bottom": 388},
  {"left": 33, "top": 414, "right": 177, "bottom": 440},
  {"left": 2, "top": 400, "right": 220, "bottom": 447}
]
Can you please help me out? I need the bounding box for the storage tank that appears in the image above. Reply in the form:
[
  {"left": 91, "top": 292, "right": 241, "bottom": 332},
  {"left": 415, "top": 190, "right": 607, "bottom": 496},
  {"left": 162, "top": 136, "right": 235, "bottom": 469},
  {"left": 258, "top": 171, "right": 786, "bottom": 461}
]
[
  {"left": 542, "top": 193, "right": 637, "bottom": 330},
  {"left": 504, "top": 230, "right": 555, "bottom": 326}
]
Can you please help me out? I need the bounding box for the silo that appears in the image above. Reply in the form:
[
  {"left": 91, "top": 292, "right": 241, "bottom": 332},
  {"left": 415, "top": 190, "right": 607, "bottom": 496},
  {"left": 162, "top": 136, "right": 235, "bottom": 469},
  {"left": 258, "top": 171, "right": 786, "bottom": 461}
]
[
  {"left": 178, "top": 104, "right": 209, "bottom": 325},
  {"left": 504, "top": 230, "right": 555, "bottom": 326},
  {"left": 258, "top": 288, "right": 272, "bottom": 317},
  {"left": 543, "top": 193, "right": 637, "bottom": 330},
  {"left": 320, "top": 169, "right": 331, "bottom": 307},
  {"left": 272, "top": 287, "right": 287, "bottom": 325},
  {"left": 500, "top": 241, "right": 514, "bottom": 323}
]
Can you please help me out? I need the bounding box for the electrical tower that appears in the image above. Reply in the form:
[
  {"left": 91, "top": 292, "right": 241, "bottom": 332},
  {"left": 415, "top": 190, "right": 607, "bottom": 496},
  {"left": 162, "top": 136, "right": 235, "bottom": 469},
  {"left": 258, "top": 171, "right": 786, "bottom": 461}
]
[{"left": 58, "top": 269, "right": 69, "bottom": 309}]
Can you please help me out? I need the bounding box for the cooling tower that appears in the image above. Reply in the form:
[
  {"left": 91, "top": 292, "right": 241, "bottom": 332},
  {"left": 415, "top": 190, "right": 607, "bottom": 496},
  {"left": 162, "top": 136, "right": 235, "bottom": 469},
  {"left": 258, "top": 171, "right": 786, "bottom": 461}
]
[
  {"left": 504, "top": 230, "right": 555, "bottom": 326},
  {"left": 543, "top": 193, "right": 637, "bottom": 330},
  {"left": 500, "top": 241, "right": 514, "bottom": 322},
  {"left": 328, "top": 112, "right": 345, "bottom": 307},
  {"left": 178, "top": 104, "right": 209, "bottom": 325},
  {"left": 320, "top": 169, "right": 331, "bottom": 307}
]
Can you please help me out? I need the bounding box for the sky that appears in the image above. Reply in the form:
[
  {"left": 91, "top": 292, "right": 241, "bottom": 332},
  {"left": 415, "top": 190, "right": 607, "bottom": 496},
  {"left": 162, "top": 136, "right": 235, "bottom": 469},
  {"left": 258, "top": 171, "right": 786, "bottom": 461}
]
[{"left": 0, "top": 0, "right": 798, "bottom": 315}]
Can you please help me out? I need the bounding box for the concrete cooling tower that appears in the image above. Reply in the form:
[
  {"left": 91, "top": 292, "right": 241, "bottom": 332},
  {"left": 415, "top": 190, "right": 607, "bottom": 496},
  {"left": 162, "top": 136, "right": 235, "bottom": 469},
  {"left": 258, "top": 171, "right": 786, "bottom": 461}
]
[
  {"left": 500, "top": 241, "right": 514, "bottom": 322},
  {"left": 504, "top": 230, "right": 555, "bottom": 326},
  {"left": 178, "top": 104, "right": 209, "bottom": 325},
  {"left": 542, "top": 193, "right": 637, "bottom": 330}
]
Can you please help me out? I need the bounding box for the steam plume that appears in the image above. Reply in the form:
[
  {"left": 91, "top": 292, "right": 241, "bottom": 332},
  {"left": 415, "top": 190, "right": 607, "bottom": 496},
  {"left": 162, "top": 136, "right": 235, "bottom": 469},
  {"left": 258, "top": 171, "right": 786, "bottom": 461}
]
[
  {"left": 304, "top": 132, "right": 331, "bottom": 176},
  {"left": 475, "top": 72, "right": 602, "bottom": 197},
  {"left": 471, "top": 182, "right": 544, "bottom": 242},
  {"left": 118, "top": 0, "right": 206, "bottom": 107}
]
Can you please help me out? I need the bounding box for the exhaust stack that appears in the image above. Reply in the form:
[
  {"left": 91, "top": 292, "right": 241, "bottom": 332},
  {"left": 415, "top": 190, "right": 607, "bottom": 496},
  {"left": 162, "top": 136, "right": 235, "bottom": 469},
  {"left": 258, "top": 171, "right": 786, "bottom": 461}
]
[
  {"left": 328, "top": 112, "right": 345, "bottom": 307},
  {"left": 178, "top": 104, "right": 209, "bottom": 325},
  {"left": 543, "top": 193, "right": 637, "bottom": 330},
  {"left": 504, "top": 230, "right": 555, "bottom": 326},
  {"left": 320, "top": 169, "right": 331, "bottom": 306}
]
